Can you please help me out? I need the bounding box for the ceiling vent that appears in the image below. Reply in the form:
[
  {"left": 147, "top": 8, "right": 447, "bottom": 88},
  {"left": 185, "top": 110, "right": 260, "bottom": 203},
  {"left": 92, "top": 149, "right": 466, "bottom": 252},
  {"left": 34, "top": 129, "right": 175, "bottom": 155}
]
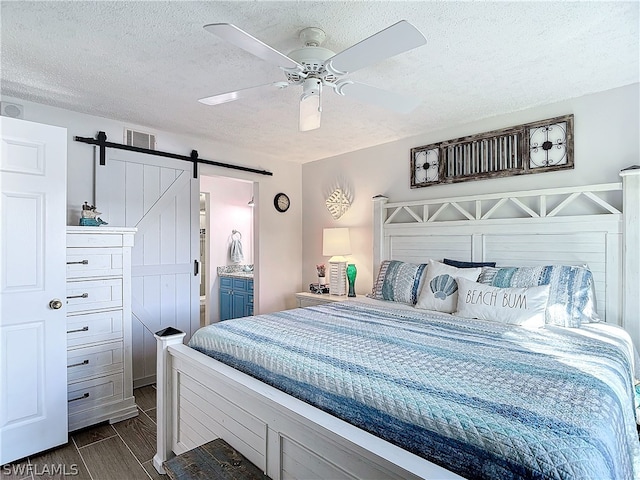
[
  {"left": 124, "top": 128, "right": 156, "bottom": 150},
  {"left": 0, "top": 102, "right": 24, "bottom": 119}
]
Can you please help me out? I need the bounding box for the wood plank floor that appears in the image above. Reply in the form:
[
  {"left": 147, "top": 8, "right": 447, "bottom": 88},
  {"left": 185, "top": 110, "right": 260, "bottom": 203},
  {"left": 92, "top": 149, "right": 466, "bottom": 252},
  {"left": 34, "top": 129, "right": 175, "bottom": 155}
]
[{"left": 1, "top": 386, "right": 165, "bottom": 480}]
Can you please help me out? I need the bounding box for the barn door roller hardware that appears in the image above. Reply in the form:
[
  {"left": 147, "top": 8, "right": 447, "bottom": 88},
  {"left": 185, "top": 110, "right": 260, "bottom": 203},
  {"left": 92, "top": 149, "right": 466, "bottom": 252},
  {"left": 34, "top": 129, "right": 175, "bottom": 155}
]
[{"left": 74, "top": 131, "right": 273, "bottom": 179}]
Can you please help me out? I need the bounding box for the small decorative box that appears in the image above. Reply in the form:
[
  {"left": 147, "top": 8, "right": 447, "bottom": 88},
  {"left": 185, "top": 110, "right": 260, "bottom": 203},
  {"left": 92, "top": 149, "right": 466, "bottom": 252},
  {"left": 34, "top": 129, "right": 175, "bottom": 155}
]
[{"left": 309, "top": 283, "right": 330, "bottom": 294}]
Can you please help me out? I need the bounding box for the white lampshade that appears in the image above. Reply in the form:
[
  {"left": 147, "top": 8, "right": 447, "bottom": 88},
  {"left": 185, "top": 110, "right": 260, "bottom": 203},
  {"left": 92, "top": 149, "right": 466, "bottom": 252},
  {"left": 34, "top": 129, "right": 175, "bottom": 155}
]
[
  {"left": 322, "top": 228, "right": 351, "bottom": 260},
  {"left": 323, "top": 228, "right": 351, "bottom": 296}
]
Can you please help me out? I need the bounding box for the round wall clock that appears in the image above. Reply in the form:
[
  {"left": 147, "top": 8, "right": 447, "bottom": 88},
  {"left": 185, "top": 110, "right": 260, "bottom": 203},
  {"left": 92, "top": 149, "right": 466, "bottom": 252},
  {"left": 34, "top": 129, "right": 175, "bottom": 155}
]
[{"left": 273, "top": 192, "right": 290, "bottom": 212}]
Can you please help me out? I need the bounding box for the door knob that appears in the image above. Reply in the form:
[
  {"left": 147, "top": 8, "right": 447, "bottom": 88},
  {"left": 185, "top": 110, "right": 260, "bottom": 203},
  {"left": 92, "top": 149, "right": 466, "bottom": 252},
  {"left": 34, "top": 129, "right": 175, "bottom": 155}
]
[{"left": 49, "top": 299, "right": 63, "bottom": 310}]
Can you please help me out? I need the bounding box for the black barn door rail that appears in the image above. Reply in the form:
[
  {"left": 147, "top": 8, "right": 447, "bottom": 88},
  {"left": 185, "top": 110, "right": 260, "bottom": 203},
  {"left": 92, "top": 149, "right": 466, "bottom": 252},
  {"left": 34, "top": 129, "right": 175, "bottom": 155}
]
[{"left": 74, "top": 131, "right": 273, "bottom": 179}]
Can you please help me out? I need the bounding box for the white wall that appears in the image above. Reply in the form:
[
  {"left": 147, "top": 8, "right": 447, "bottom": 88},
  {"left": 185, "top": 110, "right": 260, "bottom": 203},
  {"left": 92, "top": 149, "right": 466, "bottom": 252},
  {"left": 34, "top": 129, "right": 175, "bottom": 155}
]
[
  {"left": 7, "top": 84, "right": 638, "bottom": 311},
  {"left": 5, "top": 97, "right": 303, "bottom": 314},
  {"left": 200, "top": 175, "right": 254, "bottom": 323},
  {"left": 301, "top": 83, "right": 640, "bottom": 295}
]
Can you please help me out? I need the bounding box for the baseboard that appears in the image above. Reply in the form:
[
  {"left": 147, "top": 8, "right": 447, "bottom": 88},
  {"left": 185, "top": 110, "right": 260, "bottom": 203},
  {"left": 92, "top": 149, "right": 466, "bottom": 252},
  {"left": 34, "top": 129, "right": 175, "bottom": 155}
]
[
  {"left": 69, "top": 397, "right": 138, "bottom": 432},
  {"left": 134, "top": 375, "right": 156, "bottom": 389}
]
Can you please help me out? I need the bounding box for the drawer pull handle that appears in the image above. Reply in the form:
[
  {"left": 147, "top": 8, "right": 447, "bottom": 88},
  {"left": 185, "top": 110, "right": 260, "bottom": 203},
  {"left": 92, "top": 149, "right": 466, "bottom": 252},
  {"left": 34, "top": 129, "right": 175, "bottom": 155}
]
[
  {"left": 67, "top": 293, "right": 89, "bottom": 299},
  {"left": 68, "top": 359, "right": 89, "bottom": 368},
  {"left": 67, "top": 260, "right": 89, "bottom": 265},
  {"left": 68, "top": 393, "right": 89, "bottom": 403},
  {"left": 67, "top": 326, "right": 89, "bottom": 334}
]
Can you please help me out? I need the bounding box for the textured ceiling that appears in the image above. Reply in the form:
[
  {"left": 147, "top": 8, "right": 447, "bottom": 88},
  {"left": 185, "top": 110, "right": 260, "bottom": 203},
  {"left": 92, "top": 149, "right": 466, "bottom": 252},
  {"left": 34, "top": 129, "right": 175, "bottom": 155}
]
[{"left": 1, "top": 1, "right": 638, "bottom": 164}]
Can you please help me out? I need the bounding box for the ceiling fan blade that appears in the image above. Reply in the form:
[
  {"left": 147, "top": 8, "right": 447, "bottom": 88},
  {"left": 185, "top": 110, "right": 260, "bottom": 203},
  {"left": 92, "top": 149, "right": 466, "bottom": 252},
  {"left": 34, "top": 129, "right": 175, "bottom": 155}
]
[
  {"left": 299, "top": 79, "right": 322, "bottom": 132},
  {"left": 335, "top": 81, "right": 420, "bottom": 114},
  {"left": 204, "top": 23, "right": 303, "bottom": 71},
  {"left": 326, "top": 20, "right": 426, "bottom": 76},
  {"left": 198, "top": 82, "right": 288, "bottom": 106}
]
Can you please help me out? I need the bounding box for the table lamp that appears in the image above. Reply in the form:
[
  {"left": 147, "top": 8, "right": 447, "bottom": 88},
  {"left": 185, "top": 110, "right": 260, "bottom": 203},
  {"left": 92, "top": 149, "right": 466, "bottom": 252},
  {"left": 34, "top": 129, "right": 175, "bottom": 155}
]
[{"left": 322, "top": 227, "right": 351, "bottom": 295}]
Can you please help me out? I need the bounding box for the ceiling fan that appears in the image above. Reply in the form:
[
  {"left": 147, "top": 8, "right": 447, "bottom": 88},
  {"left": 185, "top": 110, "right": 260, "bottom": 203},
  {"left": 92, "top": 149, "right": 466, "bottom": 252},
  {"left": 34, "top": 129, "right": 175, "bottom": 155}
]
[{"left": 199, "top": 21, "right": 427, "bottom": 132}]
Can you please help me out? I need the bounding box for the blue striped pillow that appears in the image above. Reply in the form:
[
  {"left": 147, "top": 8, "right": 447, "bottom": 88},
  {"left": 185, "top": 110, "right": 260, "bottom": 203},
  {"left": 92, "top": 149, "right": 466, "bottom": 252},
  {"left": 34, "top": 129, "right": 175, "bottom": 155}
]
[
  {"left": 478, "top": 265, "right": 598, "bottom": 327},
  {"left": 369, "top": 260, "right": 428, "bottom": 305}
]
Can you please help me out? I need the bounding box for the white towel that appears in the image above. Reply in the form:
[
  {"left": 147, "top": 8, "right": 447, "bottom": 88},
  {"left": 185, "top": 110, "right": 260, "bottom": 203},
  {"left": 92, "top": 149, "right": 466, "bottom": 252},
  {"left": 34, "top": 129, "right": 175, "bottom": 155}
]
[{"left": 230, "top": 232, "right": 244, "bottom": 263}]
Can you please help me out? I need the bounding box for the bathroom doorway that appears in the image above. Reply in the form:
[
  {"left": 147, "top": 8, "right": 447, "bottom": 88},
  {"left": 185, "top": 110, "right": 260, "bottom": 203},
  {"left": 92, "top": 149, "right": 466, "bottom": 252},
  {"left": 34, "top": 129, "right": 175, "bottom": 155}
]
[
  {"left": 200, "top": 175, "right": 255, "bottom": 325},
  {"left": 199, "top": 192, "right": 209, "bottom": 327}
]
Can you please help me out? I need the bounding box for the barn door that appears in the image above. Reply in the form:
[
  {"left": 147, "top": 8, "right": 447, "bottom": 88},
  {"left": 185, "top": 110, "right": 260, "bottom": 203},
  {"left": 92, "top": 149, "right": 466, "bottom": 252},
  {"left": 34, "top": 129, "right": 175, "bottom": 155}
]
[{"left": 95, "top": 149, "right": 199, "bottom": 387}]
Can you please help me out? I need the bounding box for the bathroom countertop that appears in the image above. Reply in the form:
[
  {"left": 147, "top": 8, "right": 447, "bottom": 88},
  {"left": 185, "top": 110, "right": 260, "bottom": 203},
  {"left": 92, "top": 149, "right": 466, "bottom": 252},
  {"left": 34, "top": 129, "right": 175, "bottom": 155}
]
[
  {"left": 218, "top": 271, "right": 254, "bottom": 279},
  {"left": 217, "top": 265, "right": 254, "bottom": 280}
]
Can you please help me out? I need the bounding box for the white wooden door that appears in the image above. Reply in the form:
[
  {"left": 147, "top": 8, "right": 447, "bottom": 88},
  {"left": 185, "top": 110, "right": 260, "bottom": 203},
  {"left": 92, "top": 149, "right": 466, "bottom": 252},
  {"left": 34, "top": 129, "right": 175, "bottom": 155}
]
[
  {"left": 95, "top": 149, "right": 199, "bottom": 387},
  {"left": 0, "top": 117, "right": 68, "bottom": 464}
]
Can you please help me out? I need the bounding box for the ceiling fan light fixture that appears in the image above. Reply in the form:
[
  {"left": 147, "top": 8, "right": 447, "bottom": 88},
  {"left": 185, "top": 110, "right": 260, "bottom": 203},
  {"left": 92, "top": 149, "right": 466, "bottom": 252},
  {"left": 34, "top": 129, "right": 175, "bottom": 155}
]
[
  {"left": 299, "top": 78, "right": 322, "bottom": 131},
  {"left": 301, "top": 77, "right": 322, "bottom": 97}
]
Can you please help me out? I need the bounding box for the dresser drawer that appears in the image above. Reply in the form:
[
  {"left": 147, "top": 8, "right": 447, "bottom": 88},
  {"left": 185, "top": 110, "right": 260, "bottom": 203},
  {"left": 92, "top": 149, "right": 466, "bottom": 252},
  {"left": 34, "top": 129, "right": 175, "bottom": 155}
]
[
  {"left": 67, "top": 248, "right": 123, "bottom": 279},
  {"left": 66, "top": 278, "right": 123, "bottom": 313},
  {"left": 67, "top": 373, "right": 124, "bottom": 415},
  {"left": 67, "top": 233, "right": 125, "bottom": 248},
  {"left": 67, "top": 342, "right": 124, "bottom": 383},
  {"left": 67, "top": 310, "right": 124, "bottom": 347}
]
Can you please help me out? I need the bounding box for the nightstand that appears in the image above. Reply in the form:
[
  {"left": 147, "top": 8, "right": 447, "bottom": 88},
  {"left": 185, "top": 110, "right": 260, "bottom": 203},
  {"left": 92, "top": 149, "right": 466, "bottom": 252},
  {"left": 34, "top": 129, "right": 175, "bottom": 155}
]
[{"left": 295, "top": 292, "right": 354, "bottom": 307}]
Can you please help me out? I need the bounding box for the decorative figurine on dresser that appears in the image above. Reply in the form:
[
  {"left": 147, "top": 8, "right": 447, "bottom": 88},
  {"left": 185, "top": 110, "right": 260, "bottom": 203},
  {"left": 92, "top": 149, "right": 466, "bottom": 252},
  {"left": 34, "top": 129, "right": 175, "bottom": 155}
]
[
  {"left": 79, "top": 201, "right": 108, "bottom": 226},
  {"left": 66, "top": 226, "right": 137, "bottom": 431}
]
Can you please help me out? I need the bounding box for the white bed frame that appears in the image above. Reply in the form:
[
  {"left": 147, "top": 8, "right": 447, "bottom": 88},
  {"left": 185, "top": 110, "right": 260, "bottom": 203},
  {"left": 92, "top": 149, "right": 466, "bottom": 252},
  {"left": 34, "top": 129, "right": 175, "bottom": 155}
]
[{"left": 154, "top": 168, "right": 639, "bottom": 479}]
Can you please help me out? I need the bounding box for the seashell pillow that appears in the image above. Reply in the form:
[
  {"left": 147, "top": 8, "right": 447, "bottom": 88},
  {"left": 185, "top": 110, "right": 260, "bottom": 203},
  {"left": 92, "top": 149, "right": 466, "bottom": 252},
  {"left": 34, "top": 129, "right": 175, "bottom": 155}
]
[{"left": 415, "top": 260, "right": 482, "bottom": 313}]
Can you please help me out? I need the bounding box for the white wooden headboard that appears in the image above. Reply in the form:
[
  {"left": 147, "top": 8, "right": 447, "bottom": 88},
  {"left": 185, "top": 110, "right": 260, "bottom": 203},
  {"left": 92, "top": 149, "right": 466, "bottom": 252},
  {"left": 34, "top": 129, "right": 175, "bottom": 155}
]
[{"left": 373, "top": 168, "right": 640, "bottom": 349}]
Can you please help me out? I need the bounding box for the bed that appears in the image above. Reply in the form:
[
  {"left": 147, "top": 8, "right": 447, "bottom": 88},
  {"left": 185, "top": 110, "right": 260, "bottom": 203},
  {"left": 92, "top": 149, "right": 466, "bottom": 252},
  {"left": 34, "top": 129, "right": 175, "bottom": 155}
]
[{"left": 154, "top": 170, "right": 640, "bottom": 479}]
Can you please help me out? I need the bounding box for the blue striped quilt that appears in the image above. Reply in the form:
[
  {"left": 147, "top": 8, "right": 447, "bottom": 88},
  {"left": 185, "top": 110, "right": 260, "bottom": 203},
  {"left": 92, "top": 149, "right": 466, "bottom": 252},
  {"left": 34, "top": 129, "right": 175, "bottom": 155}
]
[{"left": 188, "top": 300, "right": 640, "bottom": 479}]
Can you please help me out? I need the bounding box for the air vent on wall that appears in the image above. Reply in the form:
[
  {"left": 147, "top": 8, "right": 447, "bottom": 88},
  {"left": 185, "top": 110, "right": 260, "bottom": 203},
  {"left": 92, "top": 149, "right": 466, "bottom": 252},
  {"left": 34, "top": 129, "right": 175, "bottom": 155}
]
[
  {"left": 124, "top": 128, "right": 156, "bottom": 150},
  {"left": 0, "top": 102, "right": 24, "bottom": 119}
]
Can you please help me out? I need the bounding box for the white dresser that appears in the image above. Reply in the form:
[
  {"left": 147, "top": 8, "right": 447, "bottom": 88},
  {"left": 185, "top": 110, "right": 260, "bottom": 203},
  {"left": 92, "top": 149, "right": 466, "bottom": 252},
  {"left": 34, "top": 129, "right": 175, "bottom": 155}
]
[{"left": 66, "top": 227, "right": 138, "bottom": 431}]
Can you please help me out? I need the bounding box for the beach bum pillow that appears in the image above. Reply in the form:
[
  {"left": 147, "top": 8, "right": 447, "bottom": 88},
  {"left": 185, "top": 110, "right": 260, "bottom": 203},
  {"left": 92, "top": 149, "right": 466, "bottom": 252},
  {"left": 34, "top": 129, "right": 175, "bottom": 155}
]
[
  {"left": 477, "top": 265, "right": 599, "bottom": 327},
  {"left": 455, "top": 277, "right": 550, "bottom": 329},
  {"left": 368, "top": 260, "right": 428, "bottom": 305},
  {"left": 415, "top": 259, "right": 482, "bottom": 313},
  {"left": 443, "top": 258, "right": 497, "bottom": 269}
]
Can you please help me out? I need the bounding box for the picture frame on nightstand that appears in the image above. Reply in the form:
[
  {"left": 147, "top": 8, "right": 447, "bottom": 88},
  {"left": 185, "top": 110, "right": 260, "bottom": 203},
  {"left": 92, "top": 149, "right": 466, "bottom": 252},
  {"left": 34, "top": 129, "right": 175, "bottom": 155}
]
[{"left": 309, "top": 283, "right": 330, "bottom": 294}]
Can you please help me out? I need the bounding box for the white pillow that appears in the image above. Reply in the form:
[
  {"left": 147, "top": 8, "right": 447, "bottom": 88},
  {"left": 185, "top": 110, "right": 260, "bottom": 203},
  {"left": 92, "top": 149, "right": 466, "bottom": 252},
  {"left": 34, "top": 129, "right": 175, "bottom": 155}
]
[
  {"left": 415, "top": 260, "right": 482, "bottom": 313},
  {"left": 455, "top": 277, "right": 550, "bottom": 328}
]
